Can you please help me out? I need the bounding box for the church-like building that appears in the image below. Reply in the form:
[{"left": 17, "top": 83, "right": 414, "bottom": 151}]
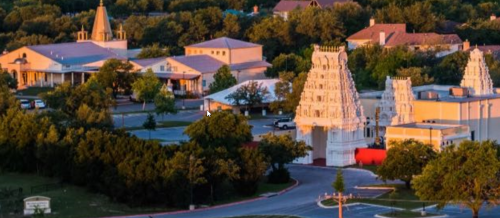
[{"left": 0, "top": 1, "right": 270, "bottom": 96}]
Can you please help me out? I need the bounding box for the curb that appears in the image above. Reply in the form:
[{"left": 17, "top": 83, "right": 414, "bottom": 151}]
[
  {"left": 100, "top": 179, "right": 299, "bottom": 218},
  {"left": 290, "top": 164, "right": 378, "bottom": 178},
  {"left": 317, "top": 200, "right": 405, "bottom": 211},
  {"left": 374, "top": 213, "right": 447, "bottom": 218},
  {"left": 410, "top": 204, "right": 438, "bottom": 212},
  {"left": 354, "top": 186, "right": 396, "bottom": 190},
  {"left": 345, "top": 167, "right": 377, "bottom": 177}
]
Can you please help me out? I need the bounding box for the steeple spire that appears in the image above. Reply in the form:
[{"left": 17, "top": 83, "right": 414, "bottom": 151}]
[{"left": 91, "top": 0, "right": 113, "bottom": 41}]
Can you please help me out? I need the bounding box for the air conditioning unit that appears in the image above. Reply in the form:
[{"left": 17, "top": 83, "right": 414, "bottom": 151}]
[{"left": 449, "top": 87, "right": 469, "bottom": 98}]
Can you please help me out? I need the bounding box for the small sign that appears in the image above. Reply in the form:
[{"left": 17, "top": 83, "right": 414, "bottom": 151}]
[{"left": 23, "top": 196, "right": 51, "bottom": 215}]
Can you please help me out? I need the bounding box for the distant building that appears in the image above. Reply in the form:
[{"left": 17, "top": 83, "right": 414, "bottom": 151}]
[
  {"left": 347, "top": 18, "right": 463, "bottom": 57},
  {"left": 462, "top": 39, "right": 500, "bottom": 61},
  {"left": 166, "top": 37, "right": 271, "bottom": 96},
  {"left": 273, "top": 0, "right": 350, "bottom": 20},
  {"left": 0, "top": 1, "right": 159, "bottom": 88}
]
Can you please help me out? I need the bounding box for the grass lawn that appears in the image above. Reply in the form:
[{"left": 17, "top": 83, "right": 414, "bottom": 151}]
[
  {"left": 322, "top": 184, "right": 436, "bottom": 210},
  {"left": 0, "top": 173, "right": 180, "bottom": 218},
  {"left": 16, "top": 87, "right": 54, "bottom": 96},
  {"left": 124, "top": 121, "right": 192, "bottom": 130},
  {"left": 380, "top": 210, "right": 438, "bottom": 218}
]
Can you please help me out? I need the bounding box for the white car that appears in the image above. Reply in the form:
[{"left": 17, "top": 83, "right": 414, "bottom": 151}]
[
  {"left": 20, "top": 99, "right": 30, "bottom": 109},
  {"left": 34, "top": 99, "right": 46, "bottom": 109},
  {"left": 274, "top": 117, "right": 296, "bottom": 130}
]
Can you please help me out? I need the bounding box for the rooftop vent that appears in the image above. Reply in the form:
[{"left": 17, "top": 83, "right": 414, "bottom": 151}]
[
  {"left": 449, "top": 87, "right": 469, "bottom": 98},
  {"left": 418, "top": 91, "right": 439, "bottom": 100}
]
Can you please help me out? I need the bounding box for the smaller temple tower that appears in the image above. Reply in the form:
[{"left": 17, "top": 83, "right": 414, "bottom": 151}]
[
  {"left": 77, "top": 25, "right": 89, "bottom": 41},
  {"left": 460, "top": 48, "right": 494, "bottom": 96},
  {"left": 378, "top": 76, "right": 415, "bottom": 127}
]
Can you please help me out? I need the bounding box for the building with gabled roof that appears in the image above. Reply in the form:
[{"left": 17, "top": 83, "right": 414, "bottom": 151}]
[
  {"left": 166, "top": 37, "right": 270, "bottom": 96},
  {"left": 273, "top": 0, "right": 350, "bottom": 20},
  {"left": 347, "top": 18, "right": 463, "bottom": 57}
]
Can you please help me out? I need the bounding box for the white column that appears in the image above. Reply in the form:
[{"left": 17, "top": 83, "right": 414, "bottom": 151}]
[
  {"left": 61, "top": 73, "right": 65, "bottom": 84},
  {"left": 81, "top": 73, "right": 85, "bottom": 85},
  {"left": 71, "top": 73, "right": 74, "bottom": 85},
  {"left": 50, "top": 73, "right": 54, "bottom": 87}
]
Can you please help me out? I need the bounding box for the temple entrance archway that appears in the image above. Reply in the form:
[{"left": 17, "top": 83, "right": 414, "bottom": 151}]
[{"left": 312, "top": 126, "right": 327, "bottom": 166}]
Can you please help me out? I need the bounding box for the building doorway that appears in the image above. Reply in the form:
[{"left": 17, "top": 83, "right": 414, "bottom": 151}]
[{"left": 312, "top": 126, "right": 327, "bottom": 166}]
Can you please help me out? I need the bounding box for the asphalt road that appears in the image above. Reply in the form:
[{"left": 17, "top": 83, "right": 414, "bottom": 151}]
[
  {"left": 129, "top": 116, "right": 281, "bottom": 142},
  {"left": 128, "top": 165, "right": 390, "bottom": 218}
]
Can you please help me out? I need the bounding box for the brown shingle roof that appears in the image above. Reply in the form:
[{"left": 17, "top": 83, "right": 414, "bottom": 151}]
[
  {"left": 347, "top": 24, "right": 406, "bottom": 42},
  {"left": 466, "top": 45, "right": 500, "bottom": 60},
  {"left": 273, "top": 0, "right": 310, "bottom": 12},
  {"left": 385, "top": 32, "right": 462, "bottom": 46}
]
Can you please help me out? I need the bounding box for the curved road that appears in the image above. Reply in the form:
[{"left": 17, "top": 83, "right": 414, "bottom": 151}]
[{"left": 128, "top": 165, "right": 390, "bottom": 218}]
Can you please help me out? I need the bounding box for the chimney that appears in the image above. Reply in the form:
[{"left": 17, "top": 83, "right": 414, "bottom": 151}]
[
  {"left": 253, "top": 5, "right": 259, "bottom": 14},
  {"left": 370, "top": 17, "right": 375, "bottom": 27},
  {"left": 491, "top": 14, "right": 497, "bottom": 21},
  {"left": 463, "top": 39, "right": 470, "bottom": 51},
  {"left": 379, "top": 31, "right": 386, "bottom": 46}
]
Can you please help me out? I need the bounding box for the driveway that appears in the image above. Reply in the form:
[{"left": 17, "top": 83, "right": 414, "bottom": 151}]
[{"left": 123, "top": 166, "right": 389, "bottom": 218}]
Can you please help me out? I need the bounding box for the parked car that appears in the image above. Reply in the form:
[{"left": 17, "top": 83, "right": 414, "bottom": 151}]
[
  {"left": 274, "top": 117, "right": 296, "bottom": 130},
  {"left": 20, "top": 99, "right": 30, "bottom": 109},
  {"left": 33, "top": 99, "right": 46, "bottom": 109}
]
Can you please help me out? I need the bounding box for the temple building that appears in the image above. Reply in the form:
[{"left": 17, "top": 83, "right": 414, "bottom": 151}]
[
  {"left": 294, "top": 45, "right": 366, "bottom": 167},
  {"left": 360, "top": 48, "right": 500, "bottom": 150}
]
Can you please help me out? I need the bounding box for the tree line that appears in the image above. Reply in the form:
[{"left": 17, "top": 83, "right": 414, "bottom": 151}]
[{"left": 0, "top": 72, "right": 309, "bottom": 208}]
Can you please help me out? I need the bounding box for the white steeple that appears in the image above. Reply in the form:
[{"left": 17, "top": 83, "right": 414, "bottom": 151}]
[
  {"left": 460, "top": 48, "right": 494, "bottom": 96},
  {"left": 377, "top": 76, "right": 415, "bottom": 127},
  {"left": 294, "top": 45, "right": 366, "bottom": 167},
  {"left": 91, "top": 0, "right": 113, "bottom": 41}
]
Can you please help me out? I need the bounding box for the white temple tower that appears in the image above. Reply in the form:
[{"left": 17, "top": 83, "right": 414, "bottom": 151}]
[
  {"left": 460, "top": 48, "right": 494, "bottom": 96},
  {"left": 294, "top": 45, "right": 366, "bottom": 167},
  {"left": 377, "top": 76, "right": 415, "bottom": 135}
]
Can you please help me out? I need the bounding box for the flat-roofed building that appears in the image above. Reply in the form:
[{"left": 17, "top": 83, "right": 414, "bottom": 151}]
[{"left": 385, "top": 123, "right": 470, "bottom": 151}]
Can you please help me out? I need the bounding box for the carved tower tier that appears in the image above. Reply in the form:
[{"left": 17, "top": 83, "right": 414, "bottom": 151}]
[
  {"left": 460, "top": 48, "right": 494, "bottom": 96},
  {"left": 378, "top": 76, "right": 415, "bottom": 127},
  {"left": 294, "top": 45, "right": 366, "bottom": 167}
]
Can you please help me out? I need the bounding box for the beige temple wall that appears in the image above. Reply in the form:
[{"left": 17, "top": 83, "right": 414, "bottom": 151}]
[
  {"left": 88, "top": 40, "right": 128, "bottom": 57},
  {"left": 386, "top": 125, "right": 470, "bottom": 151},
  {"left": 411, "top": 98, "right": 500, "bottom": 142}
]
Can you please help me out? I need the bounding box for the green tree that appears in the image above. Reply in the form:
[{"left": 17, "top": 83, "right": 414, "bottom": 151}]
[
  {"left": 154, "top": 84, "right": 176, "bottom": 121},
  {"left": 171, "top": 143, "right": 207, "bottom": 206},
  {"left": 215, "top": 14, "right": 241, "bottom": 38},
  {"left": 0, "top": 71, "right": 18, "bottom": 89},
  {"left": 377, "top": 139, "right": 437, "bottom": 189},
  {"left": 259, "top": 133, "right": 311, "bottom": 183},
  {"left": 332, "top": 169, "right": 345, "bottom": 218},
  {"left": 396, "top": 67, "right": 434, "bottom": 86},
  {"left": 267, "top": 53, "right": 309, "bottom": 78},
  {"left": 143, "top": 112, "right": 156, "bottom": 139},
  {"left": 136, "top": 43, "right": 170, "bottom": 58},
  {"left": 95, "top": 59, "right": 135, "bottom": 98},
  {"left": 209, "top": 65, "right": 237, "bottom": 94},
  {"left": 413, "top": 140, "right": 500, "bottom": 218},
  {"left": 225, "top": 80, "right": 270, "bottom": 112},
  {"left": 434, "top": 51, "right": 468, "bottom": 85},
  {"left": 132, "top": 68, "right": 162, "bottom": 110},
  {"left": 287, "top": 72, "right": 308, "bottom": 114},
  {"left": 232, "top": 147, "right": 267, "bottom": 196},
  {"left": 269, "top": 72, "right": 293, "bottom": 114}
]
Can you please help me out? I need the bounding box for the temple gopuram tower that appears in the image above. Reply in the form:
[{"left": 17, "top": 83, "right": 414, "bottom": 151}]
[
  {"left": 77, "top": 0, "right": 128, "bottom": 57},
  {"left": 294, "top": 45, "right": 366, "bottom": 167},
  {"left": 460, "top": 48, "right": 494, "bottom": 96},
  {"left": 376, "top": 76, "right": 415, "bottom": 137}
]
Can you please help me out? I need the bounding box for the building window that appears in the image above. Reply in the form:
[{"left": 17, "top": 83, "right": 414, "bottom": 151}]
[
  {"left": 22, "top": 53, "right": 26, "bottom": 58},
  {"left": 211, "top": 51, "right": 214, "bottom": 54},
  {"left": 222, "top": 51, "right": 226, "bottom": 56},
  {"left": 317, "top": 96, "right": 321, "bottom": 101},
  {"left": 471, "top": 131, "right": 475, "bottom": 141},
  {"left": 216, "top": 51, "right": 220, "bottom": 55},
  {"left": 160, "top": 65, "right": 165, "bottom": 71},
  {"left": 315, "top": 110, "right": 320, "bottom": 117},
  {"left": 202, "top": 80, "right": 206, "bottom": 87}
]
